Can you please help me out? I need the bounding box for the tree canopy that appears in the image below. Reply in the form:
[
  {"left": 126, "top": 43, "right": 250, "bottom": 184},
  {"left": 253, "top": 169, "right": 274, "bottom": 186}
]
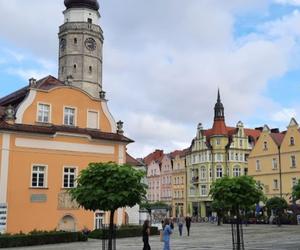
[
  {"left": 266, "top": 197, "right": 288, "bottom": 215},
  {"left": 69, "top": 162, "right": 147, "bottom": 212},
  {"left": 292, "top": 180, "right": 300, "bottom": 201},
  {"left": 210, "top": 175, "right": 264, "bottom": 213}
]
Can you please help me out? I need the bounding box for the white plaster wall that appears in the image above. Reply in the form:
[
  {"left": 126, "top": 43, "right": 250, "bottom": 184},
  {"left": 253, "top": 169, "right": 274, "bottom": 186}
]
[
  {"left": 126, "top": 205, "right": 140, "bottom": 225},
  {"left": 64, "top": 8, "right": 99, "bottom": 23}
]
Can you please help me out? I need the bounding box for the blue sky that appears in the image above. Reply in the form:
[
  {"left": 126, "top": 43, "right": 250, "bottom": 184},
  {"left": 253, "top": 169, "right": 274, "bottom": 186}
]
[{"left": 1, "top": 0, "right": 300, "bottom": 157}]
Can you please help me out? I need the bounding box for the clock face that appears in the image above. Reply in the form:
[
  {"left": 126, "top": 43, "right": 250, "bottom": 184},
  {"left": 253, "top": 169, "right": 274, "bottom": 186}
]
[
  {"left": 60, "top": 38, "right": 66, "bottom": 50},
  {"left": 85, "top": 38, "right": 96, "bottom": 51}
]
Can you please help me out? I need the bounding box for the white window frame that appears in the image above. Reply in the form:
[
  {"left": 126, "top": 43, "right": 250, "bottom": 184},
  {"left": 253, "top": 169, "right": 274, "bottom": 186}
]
[
  {"left": 216, "top": 166, "right": 223, "bottom": 178},
  {"left": 273, "top": 179, "right": 279, "bottom": 190},
  {"left": 256, "top": 160, "right": 261, "bottom": 171},
  {"left": 30, "top": 164, "right": 48, "bottom": 188},
  {"left": 233, "top": 167, "right": 241, "bottom": 177},
  {"left": 291, "top": 155, "right": 296, "bottom": 168},
  {"left": 200, "top": 185, "right": 207, "bottom": 196},
  {"left": 37, "top": 102, "right": 51, "bottom": 123},
  {"left": 292, "top": 177, "right": 298, "bottom": 188},
  {"left": 200, "top": 166, "right": 206, "bottom": 180},
  {"left": 94, "top": 211, "right": 105, "bottom": 229},
  {"left": 62, "top": 166, "right": 78, "bottom": 188},
  {"left": 272, "top": 158, "right": 278, "bottom": 170},
  {"left": 87, "top": 109, "right": 100, "bottom": 129},
  {"left": 63, "top": 106, "right": 77, "bottom": 126}
]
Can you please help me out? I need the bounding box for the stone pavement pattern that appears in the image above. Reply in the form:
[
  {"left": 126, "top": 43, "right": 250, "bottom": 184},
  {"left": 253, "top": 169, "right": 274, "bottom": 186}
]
[{"left": 3, "top": 224, "right": 300, "bottom": 250}]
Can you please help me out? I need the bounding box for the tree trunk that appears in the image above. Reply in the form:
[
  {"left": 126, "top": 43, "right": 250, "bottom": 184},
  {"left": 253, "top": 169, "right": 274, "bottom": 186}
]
[
  {"left": 108, "top": 210, "right": 115, "bottom": 250},
  {"left": 236, "top": 209, "right": 241, "bottom": 250},
  {"left": 217, "top": 212, "right": 221, "bottom": 226}
]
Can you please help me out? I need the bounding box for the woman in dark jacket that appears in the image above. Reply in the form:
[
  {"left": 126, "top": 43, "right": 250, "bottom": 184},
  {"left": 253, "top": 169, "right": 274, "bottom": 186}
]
[{"left": 142, "top": 220, "right": 151, "bottom": 250}]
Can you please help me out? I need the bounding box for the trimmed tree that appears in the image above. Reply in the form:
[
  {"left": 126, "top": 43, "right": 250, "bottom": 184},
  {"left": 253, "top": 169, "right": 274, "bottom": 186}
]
[
  {"left": 210, "top": 176, "right": 264, "bottom": 250},
  {"left": 266, "top": 197, "right": 288, "bottom": 226},
  {"left": 69, "top": 162, "right": 147, "bottom": 250},
  {"left": 292, "top": 179, "right": 300, "bottom": 201}
]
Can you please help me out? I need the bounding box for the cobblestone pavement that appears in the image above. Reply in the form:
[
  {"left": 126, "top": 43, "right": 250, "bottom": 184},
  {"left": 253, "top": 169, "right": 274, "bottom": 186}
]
[{"left": 3, "top": 224, "right": 300, "bottom": 250}]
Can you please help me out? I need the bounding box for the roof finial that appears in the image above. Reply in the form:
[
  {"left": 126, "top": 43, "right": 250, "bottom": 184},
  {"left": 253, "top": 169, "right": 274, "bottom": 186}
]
[{"left": 217, "top": 88, "right": 221, "bottom": 103}]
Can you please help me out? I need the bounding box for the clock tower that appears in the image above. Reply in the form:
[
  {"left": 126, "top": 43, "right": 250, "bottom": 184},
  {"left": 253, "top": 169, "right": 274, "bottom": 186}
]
[{"left": 58, "top": 0, "right": 103, "bottom": 98}]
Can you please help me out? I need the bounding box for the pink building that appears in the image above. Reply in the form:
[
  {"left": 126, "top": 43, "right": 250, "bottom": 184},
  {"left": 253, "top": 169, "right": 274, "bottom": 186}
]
[
  {"left": 144, "top": 150, "right": 163, "bottom": 202},
  {"left": 160, "top": 154, "right": 173, "bottom": 205}
]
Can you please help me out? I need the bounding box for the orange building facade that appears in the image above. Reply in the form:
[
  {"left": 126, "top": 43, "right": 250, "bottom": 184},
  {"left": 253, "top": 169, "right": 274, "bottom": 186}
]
[{"left": 0, "top": 0, "right": 134, "bottom": 234}]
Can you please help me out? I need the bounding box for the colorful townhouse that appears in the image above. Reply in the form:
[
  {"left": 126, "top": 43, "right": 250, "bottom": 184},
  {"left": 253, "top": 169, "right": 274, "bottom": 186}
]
[
  {"left": 144, "top": 150, "right": 163, "bottom": 202},
  {"left": 248, "top": 119, "right": 300, "bottom": 203},
  {"left": 0, "top": 0, "right": 134, "bottom": 233},
  {"left": 160, "top": 154, "right": 173, "bottom": 208},
  {"left": 171, "top": 149, "right": 188, "bottom": 217},
  {"left": 186, "top": 91, "right": 261, "bottom": 218}
]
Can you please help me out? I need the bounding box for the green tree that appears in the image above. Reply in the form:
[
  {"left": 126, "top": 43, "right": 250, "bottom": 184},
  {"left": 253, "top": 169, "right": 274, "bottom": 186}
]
[
  {"left": 266, "top": 197, "right": 288, "bottom": 226},
  {"left": 210, "top": 176, "right": 264, "bottom": 249},
  {"left": 292, "top": 180, "right": 300, "bottom": 201},
  {"left": 211, "top": 200, "right": 229, "bottom": 226},
  {"left": 69, "top": 162, "right": 147, "bottom": 250}
]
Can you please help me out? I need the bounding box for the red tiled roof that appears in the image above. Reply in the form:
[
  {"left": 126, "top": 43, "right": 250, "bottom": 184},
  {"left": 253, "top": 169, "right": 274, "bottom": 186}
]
[
  {"left": 35, "top": 75, "right": 65, "bottom": 90},
  {"left": 0, "top": 121, "right": 133, "bottom": 143},
  {"left": 126, "top": 153, "right": 143, "bottom": 166},
  {"left": 270, "top": 133, "right": 285, "bottom": 146},
  {"left": 211, "top": 119, "right": 228, "bottom": 136},
  {"left": 0, "top": 75, "right": 65, "bottom": 108},
  {"left": 143, "top": 149, "right": 164, "bottom": 165}
]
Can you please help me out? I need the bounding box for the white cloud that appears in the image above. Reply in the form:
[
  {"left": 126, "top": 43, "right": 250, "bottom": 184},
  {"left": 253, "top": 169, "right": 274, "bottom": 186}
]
[
  {"left": 1, "top": 1, "right": 300, "bottom": 157},
  {"left": 6, "top": 68, "right": 50, "bottom": 81},
  {"left": 271, "top": 108, "right": 297, "bottom": 122},
  {"left": 275, "top": 0, "right": 300, "bottom": 5}
]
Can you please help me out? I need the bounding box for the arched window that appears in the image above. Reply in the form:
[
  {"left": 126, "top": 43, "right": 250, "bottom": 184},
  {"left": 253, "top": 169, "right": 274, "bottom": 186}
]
[
  {"left": 216, "top": 166, "right": 223, "bottom": 178},
  {"left": 73, "top": 64, "right": 77, "bottom": 73},
  {"left": 233, "top": 166, "right": 241, "bottom": 177},
  {"left": 263, "top": 141, "right": 268, "bottom": 150},
  {"left": 74, "top": 38, "right": 77, "bottom": 44}
]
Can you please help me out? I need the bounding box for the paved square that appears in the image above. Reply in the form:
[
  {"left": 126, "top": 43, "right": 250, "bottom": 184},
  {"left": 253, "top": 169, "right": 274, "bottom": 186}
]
[{"left": 3, "top": 223, "right": 300, "bottom": 250}]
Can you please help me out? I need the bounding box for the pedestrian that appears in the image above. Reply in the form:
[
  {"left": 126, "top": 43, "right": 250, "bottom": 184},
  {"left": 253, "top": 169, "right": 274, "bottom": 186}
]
[
  {"left": 170, "top": 217, "right": 174, "bottom": 230},
  {"left": 163, "top": 218, "right": 172, "bottom": 250},
  {"left": 142, "top": 220, "right": 151, "bottom": 250},
  {"left": 178, "top": 216, "right": 184, "bottom": 236},
  {"left": 185, "top": 214, "right": 192, "bottom": 236}
]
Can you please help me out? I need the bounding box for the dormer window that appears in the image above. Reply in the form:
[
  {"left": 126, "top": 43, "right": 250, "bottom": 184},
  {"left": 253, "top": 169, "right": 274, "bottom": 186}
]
[{"left": 290, "top": 137, "right": 295, "bottom": 146}]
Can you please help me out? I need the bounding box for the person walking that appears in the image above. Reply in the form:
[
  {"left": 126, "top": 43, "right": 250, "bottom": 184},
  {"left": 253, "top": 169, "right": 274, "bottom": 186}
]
[
  {"left": 163, "top": 218, "right": 172, "bottom": 250},
  {"left": 142, "top": 220, "right": 151, "bottom": 250},
  {"left": 185, "top": 215, "right": 192, "bottom": 236},
  {"left": 178, "top": 216, "right": 184, "bottom": 236}
]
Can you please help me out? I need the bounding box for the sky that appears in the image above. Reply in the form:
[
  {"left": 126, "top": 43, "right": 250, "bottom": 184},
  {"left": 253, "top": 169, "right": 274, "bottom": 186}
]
[{"left": 1, "top": 0, "right": 300, "bottom": 158}]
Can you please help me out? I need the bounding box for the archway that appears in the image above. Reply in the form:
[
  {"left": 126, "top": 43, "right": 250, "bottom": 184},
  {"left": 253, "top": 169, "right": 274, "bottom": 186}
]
[{"left": 58, "top": 214, "right": 76, "bottom": 232}]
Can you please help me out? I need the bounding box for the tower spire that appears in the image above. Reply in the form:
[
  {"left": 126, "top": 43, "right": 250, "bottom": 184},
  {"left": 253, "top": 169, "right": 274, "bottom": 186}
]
[{"left": 214, "top": 89, "right": 225, "bottom": 121}]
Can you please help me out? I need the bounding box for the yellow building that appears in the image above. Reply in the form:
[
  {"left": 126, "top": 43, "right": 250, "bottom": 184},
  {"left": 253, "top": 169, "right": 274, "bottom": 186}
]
[
  {"left": 171, "top": 149, "right": 188, "bottom": 217},
  {"left": 248, "top": 119, "right": 300, "bottom": 202},
  {"left": 186, "top": 91, "right": 261, "bottom": 218},
  {"left": 0, "top": 0, "right": 134, "bottom": 233}
]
